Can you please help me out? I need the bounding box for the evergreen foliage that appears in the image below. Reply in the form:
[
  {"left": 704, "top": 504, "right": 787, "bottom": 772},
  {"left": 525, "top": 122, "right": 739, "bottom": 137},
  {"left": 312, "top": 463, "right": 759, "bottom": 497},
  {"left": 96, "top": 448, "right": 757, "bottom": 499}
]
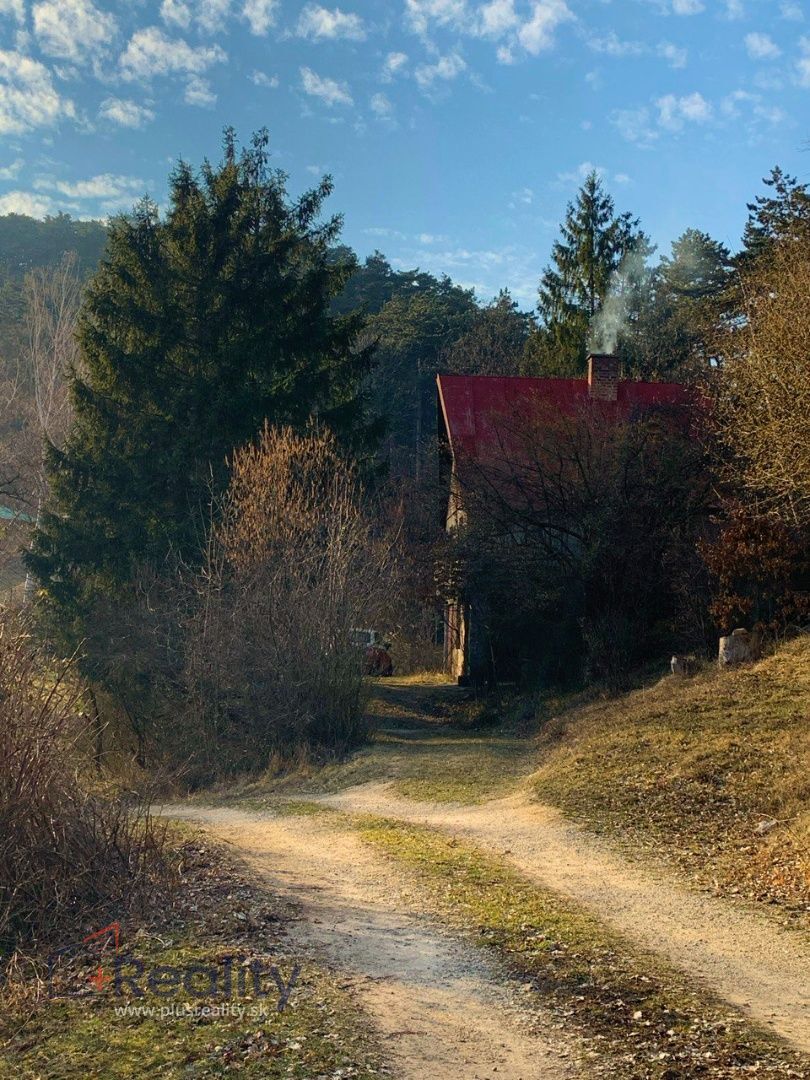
[
  {"left": 527, "top": 171, "right": 651, "bottom": 376},
  {"left": 27, "top": 130, "right": 374, "bottom": 651}
]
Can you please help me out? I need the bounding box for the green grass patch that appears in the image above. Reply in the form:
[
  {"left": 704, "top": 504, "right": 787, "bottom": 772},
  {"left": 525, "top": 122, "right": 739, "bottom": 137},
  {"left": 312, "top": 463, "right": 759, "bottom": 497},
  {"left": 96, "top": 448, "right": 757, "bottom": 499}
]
[{"left": 355, "top": 814, "right": 808, "bottom": 1079}]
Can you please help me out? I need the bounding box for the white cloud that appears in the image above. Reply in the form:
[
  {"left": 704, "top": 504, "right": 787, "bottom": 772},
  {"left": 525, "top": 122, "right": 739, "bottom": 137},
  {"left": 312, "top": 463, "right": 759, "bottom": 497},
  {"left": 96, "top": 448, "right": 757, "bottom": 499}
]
[
  {"left": 120, "top": 27, "right": 226, "bottom": 81},
  {"left": 586, "top": 34, "right": 686, "bottom": 68},
  {"left": 250, "top": 70, "right": 279, "bottom": 87},
  {"left": 517, "top": 0, "right": 572, "bottom": 54},
  {"left": 405, "top": 0, "right": 570, "bottom": 61},
  {"left": 722, "top": 88, "right": 786, "bottom": 123},
  {"left": 0, "top": 157, "right": 21, "bottom": 179},
  {"left": 587, "top": 31, "right": 643, "bottom": 57},
  {"left": 557, "top": 160, "right": 606, "bottom": 185},
  {"left": 724, "top": 0, "right": 744, "bottom": 17},
  {"left": 506, "top": 186, "right": 534, "bottom": 210},
  {"left": 614, "top": 172, "right": 631, "bottom": 184},
  {"left": 797, "top": 36, "right": 810, "bottom": 85},
  {"left": 405, "top": 0, "right": 467, "bottom": 37},
  {"left": 242, "top": 0, "right": 278, "bottom": 34},
  {"left": 611, "top": 105, "right": 658, "bottom": 145},
  {"left": 477, "top": 0, "right": 519, "bottom": 37},
  {"left": 296, "top": 4, "right": 365, "bottom": 39},
  {"left": 184, "top": 75, "right": 216, "bottom": 106},
  {"left": 658, "top": 41, "right": 687, "bottom": 68},
  {"left": 672, "top": 0, "right": 704, "bottom": 13},
  {"left": 0, "top": 0, "right": 24, "bottom": 22},
  {"left": 781, "top": 1, "right": 803, "bottom": 20},
  {"left": 300, "top": 65, "right": 353, "bottom": 105},
  {"left": 196, "top": 0, "right": 231, "bottom": 34},
  {"left": 745, "top": 32, "right": 781, "bottom": 60},
  {"left": 414, "top": 51, "right": 466, "bottom": 88},
  {"left": 160, "top": 0, "right": 192, "bottom": 28},
  {"left": 98, "top": 97, "right": 155, "bottom": 128},
  {"left": 656, "top": 90, "right": 712, "bottom": 129},
  {"left": 37, "top": 172, "right": 143, "bottom": 200},
  {"left": 0, "top": 50, "right": 75, "bottom": 135},
  {"left": 32, "top": 0, "right": 117, "bottom": 63},
  {"left": 382, "top": 51, "right": 408, "bottom": 80},
  {"left": 370, "top": 91, "right": 392, "bottom": 115},
  {"left": 33, "top": 171, "right": 147, "bottom": 213},
  {"left": 0, "top": 190, "right": 54, "bottom": 217}
]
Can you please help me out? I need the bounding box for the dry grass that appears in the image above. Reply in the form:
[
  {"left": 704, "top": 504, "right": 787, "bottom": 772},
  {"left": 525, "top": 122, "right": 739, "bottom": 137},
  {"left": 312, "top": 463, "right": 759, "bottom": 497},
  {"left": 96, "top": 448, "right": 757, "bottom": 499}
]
[
  {"left": 0, "top": 827, "right": 382, "bottom": 1079},
  {"left": 531, "top": 637, "right": 810, "bottom": 912}
]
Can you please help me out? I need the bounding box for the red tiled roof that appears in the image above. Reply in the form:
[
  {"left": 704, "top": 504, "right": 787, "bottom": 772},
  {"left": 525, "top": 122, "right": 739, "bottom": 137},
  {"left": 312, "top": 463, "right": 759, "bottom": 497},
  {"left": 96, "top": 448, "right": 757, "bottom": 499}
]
[{"left": 437, "top": 373, "right": 694, "bottom": 461}]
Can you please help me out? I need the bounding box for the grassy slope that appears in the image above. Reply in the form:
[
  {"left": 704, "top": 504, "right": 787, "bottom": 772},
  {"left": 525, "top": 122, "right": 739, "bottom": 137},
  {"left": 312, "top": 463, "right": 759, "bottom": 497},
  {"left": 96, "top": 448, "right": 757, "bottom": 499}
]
[{"left": 531, "top": 637, "right": 810, "bottom": 912}]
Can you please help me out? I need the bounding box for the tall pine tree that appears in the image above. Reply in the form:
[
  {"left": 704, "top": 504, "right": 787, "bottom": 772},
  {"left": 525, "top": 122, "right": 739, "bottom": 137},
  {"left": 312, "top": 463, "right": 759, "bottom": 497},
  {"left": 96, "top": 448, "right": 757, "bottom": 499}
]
[
  {"left": 526, "top": 171, "right": 650, "bottom": 376},
  {"left": 28, "top": 130, "right": 374, "bottom": 647}
]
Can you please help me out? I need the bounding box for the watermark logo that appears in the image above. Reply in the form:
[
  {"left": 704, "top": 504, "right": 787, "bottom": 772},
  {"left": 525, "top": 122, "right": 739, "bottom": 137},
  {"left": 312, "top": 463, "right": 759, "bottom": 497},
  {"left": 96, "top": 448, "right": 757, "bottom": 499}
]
[{"left": 46, "top": 923, "right": 300, "bottom": 1013}]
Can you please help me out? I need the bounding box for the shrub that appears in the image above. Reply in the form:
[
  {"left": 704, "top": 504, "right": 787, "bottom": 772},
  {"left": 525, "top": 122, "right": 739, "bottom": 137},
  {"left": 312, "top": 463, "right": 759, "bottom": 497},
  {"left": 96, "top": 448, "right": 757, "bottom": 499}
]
[
  {"left": 170, "top": 425, "right": 394, "bottom": 781},
  {"left": 0, "top": 620, "right": 164, "bottom": 954}
]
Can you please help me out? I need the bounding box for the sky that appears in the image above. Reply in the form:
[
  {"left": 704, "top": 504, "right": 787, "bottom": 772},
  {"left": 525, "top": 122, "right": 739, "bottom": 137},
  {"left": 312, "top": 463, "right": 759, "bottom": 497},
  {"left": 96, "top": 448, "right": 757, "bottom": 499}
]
[{"left": 0, "top": 0, "right": 808, "bottom": 307}]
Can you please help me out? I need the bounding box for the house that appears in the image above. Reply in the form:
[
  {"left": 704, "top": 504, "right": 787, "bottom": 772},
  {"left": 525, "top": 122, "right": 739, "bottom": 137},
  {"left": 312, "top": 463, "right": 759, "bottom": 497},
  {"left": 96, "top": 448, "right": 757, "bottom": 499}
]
[{"left": 436, "top": 353, "right": 693, "bottom": 684}]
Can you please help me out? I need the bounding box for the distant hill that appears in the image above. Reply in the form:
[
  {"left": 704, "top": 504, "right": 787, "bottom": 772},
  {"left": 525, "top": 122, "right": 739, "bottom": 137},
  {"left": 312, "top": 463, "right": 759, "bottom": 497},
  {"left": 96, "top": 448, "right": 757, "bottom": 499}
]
[
  {"left": 0, "top": 213, "right": 108, "bottom": 378},
  {"left": 0, "top": 212, "right": 107, "bottom": 276}
]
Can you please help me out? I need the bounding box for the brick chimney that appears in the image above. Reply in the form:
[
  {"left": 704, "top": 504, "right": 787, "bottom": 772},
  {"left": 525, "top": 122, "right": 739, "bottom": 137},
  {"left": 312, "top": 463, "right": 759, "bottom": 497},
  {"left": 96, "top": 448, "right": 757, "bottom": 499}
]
[{"left": 587, "top": 353, "right": 620, "bottom": 402}]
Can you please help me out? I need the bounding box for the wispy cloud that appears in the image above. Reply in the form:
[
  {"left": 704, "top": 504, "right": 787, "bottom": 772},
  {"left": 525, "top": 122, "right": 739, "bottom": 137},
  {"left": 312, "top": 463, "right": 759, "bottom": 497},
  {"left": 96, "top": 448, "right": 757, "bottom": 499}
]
[
  {"left": 370, "top": 92, "right": 393, "bottom": 116},
  {"left": 414, "top": 50, "right": 466, "bottom": 89},
  {"left": 0, "top": 0, "right": 25, "bottom": 23},
  {"left": 184, "top": 75, "right": 216, "bottom": 106},
  {"left": 556, "top": 161, "right": 630, "bottom": 187},
  {"left": 0, "top": 157, "right": 22, "bottom": 180},
  {"left": 300, "top": 65, "right": 353, "bottom": 106},
  {"left": 656, "top": 90, "right": 712, "bottom": 128},
  {"left": 0, "top": 190, "right": 55, "bottom": 217},
  {"left": 587, "top": 31, "right": 644, "bottom": 58},
  {"left": 404, "top": 0, "right": 572, "bottom": 62},
  {"left": 98, "top": 97, "right": 155, "bottom": 128},
  {"left": 745, "top": 32, "right": 781, "bottom": 60},
  {"left": 34, "top": 171, "right": 147, "bottom": 212},
  {"left": 250, "top": 70, "right": 279, "bottom": 87},
  {"left": 797, "top": 36, "right": 810, "bottom": 86},
  {"left": 381, "top": 51, "right": 408, "bottom": 81},
  {"left": 120, "top": 27, "right": 226, "bottom": 81},
  {"left": 296, "top": 5, "right": 365, "bottom": 40},
  {"left": 32, "top": 0, "right": 117, "bottom": 63},
  {"left": 658, "top": 41, "right": 687, "bottom": 68},
  {"left": 242, "top": 0, "right": 279, "bottom": 34},
  {"left": 0, "top": 50, "right": 75, "bottom": 135}
]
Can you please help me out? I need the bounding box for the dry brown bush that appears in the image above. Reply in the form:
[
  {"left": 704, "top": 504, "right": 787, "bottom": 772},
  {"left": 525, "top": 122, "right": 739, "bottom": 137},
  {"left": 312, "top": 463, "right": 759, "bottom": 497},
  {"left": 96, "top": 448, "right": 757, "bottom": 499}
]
[
  {"left": 0, "top": 618, "right": 164, "bottom": 955},
  {"left": 716, "top": 235, "right": 810, "bottom": 527},
  {"left": 170, "top": 425, "right": 395, "bottom": 780}
]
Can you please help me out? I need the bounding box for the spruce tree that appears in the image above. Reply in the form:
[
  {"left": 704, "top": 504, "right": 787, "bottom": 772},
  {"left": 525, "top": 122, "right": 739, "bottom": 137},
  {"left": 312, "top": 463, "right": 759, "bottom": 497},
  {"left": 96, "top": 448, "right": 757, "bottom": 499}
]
[
  {"left": 527, "top": 171, "right": 650, "bottom": 376},
  {"left": 622, "top": 229, "right": 732, "bottom": 380},
  {"left": 27, "top": 130, "right": 374, "bottom": 647},
  {"left": 740, "top": 166, "right": 810, "bottom": 266}
]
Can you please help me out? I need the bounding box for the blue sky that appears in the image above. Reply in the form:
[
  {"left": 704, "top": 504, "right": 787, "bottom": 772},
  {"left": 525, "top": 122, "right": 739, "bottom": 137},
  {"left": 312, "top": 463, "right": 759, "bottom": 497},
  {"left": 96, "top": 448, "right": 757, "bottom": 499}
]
[{"left": 0, "top": 0, "right": 807, "bottom": 306}]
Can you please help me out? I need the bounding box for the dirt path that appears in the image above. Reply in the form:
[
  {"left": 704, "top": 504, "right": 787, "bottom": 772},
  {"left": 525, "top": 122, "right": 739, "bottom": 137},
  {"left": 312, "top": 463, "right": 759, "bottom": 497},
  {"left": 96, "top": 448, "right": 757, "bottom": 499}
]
[
  {"left": 166, "top": 805, "right": 582, "bottom": 1080},
  {"left": 319, "top": 782, "right": 810, "bottom": 1055}
]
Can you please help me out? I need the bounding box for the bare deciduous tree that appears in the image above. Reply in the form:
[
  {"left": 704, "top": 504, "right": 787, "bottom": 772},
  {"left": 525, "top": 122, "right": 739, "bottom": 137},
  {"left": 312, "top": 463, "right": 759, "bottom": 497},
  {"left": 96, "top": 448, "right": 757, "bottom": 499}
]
[
  {"left": 173, "top": 424, "right": 396, "bottom": 780},
  {"left": 716, "top": 235, "right": 810, "bottom": 527},
  {"left": 20, "top": 253, "right": 82, "bottom": 600}
]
